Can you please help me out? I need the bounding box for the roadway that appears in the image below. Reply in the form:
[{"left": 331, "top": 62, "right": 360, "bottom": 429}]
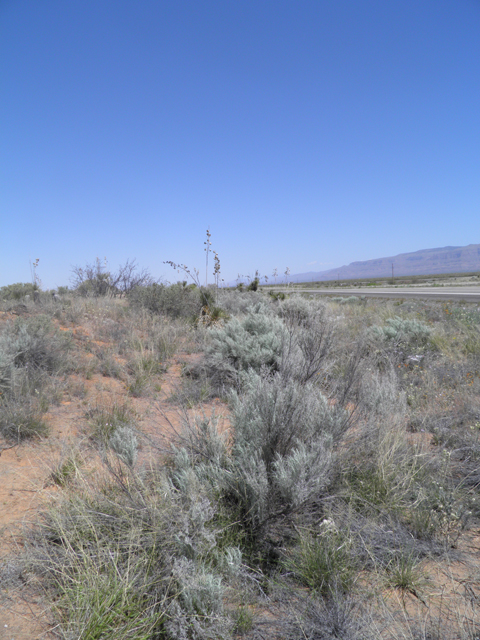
[{"left": 276, "top": 286, "right": 480, "bottom": 302}]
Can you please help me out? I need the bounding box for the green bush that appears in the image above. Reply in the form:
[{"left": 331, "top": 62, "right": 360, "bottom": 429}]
[
  {"left": 129, "top": 282, "right": 213, "bottom": 320},
  {"left": 0, "top": 282, "right": 37, "bottom": 301},
  {"left": 284, "top": 525, "right": 356, "bottom": 597}
]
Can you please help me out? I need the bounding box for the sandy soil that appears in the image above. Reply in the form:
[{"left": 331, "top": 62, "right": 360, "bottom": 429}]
[{"left": 0, "top": 306, "right": 479, "bottom": 639}]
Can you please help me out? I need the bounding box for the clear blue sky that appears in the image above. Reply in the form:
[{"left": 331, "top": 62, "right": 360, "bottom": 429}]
[{"left": 1, "top": 0, "right": 479, "bottom": 288}]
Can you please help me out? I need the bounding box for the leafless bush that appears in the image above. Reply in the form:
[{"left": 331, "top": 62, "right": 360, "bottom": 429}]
[{"left": 71, "top": 257, "right": 153, "bottom": 297}]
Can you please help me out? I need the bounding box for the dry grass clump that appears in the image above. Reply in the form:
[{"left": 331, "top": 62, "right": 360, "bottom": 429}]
[{"left": 85, "top": 399, "right": 137, "bottom": 447}]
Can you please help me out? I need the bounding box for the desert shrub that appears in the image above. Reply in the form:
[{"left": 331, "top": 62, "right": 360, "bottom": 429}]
[
  {"left": 109, "top": 426, "right": 138, "bottom": 467},
  {"left": 129, "top": 282, "right": 213, "bottom": 320},
  {"left": 197, "top": 303, "right": 229, "bottom": 328},
  {"left": 109, "top": 258, "right": 154, "bottom": 297},
  {"left": 278, "top": 295, "right": 323, "bottom": 323},
  {"left": 171, "top": 372, "right": 347, "bottom": 559},
  {"left": 0, "top": 315, "right": 71, "bottom": 375},
  {"left": 168, "top": 365, "right": 215, "bottom": 407},
  {"left": 0, "top": 282, "right": 37, "bottom": 301},
  {"left": 71, "top": 258, "right": 112, "bottom": 297},
  {"left": 359, "top": 368, "right": 407, "bottom": 419},
  {"left": 331, "top": 296, "right": 363, "bottom": 305},
  {"left": 71, "top": 258, "right": 153, "bottom": 298},
  {"left": 217, "top": 289, "right": 269, "bottom": 316},
  {"left": 0, "top": 348, "right": 14, "bottom": 397},
  {"left": 93, "top": 317, "right": 129, "bottom": 345},
  {"left": 366, "top": 316, "right": 435, "bottom": 371},
  {"left": 231, "top": 370, "right": 348, "bottom": 471},
  {"left": 407, "top": 476, "right": 470, "bottom": 545},
  {"left": 204, "top": 303, "right": 285, "bottom": 387},
  {"left": 448, "top": 305, "right": 480, "bottom": 328},
  {"left": 95, "top": 348, "right": 124, "bottom": 378},
  {"left": 370, "top": 316, "right": 432, "bottom": 350},
  {"left": 278, "top": 296, "right": 335, "bottom": 383},
  {"left": 166, "top": 559, "right": 230, "bottom": 640},
  {"left": 432, "top": 418, "right": 480, "bottom": 465},
  {"left": 0, "top": 316, "right": 70, "bottom": 441},
  {"left": 246, "top": 277, "right": 260, "bottom": 291}
]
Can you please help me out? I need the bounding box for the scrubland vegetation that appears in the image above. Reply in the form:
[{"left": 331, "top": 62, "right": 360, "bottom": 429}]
[{"left": 1, "top": 275, "right": 480, "bottom": 639}]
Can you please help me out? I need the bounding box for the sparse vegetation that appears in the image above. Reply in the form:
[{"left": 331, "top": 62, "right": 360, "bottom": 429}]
[{"left": 1, "top": 278, "right": 480, "bottom": 639}]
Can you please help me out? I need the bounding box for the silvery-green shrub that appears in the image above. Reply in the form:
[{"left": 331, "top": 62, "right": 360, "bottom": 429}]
[
  {"left": 278, "top": 295, "right": 327, "bottom": 324},
  {"left": 274, "top": 439, "right": 332, "bottom": 510},
  {"left": 0, "top": 315, "right": 70, "bottom": 374},
  {"left": 0, "top": 349, "right": 14, "bottom": 397},
  {"left": 370, "top": 316, "right": 432, "bottom": 350},
  {"left": 231, "top": 370, "right": 347, "bottom": 470},
  {"left": 166, "top": 559, "right": 231, "bottom": 640},
  {"left": 109, "top": 426, "right": 138, "bottom": 467},
  {"left": 278, "top": 296, "right": 335, "bottom": 383},
  {"left": 205, "top": 305, "right": 285, "bottom": 386},
  {"left": 217, "top": 290, "right": 270, "bottom": 316},
  {"left": 359, "top": 369, "right": 406, "bottom": 419},
  {"left": 221, "top": 372, "right": 343, "bottom": 536},
  {"left": 175, "top": 372, "right": 348, "bottom": 544}
]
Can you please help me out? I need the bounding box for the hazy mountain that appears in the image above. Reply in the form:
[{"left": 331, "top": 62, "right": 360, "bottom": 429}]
[{"left": 283, "top": 244, "right": 480, "bottom": 284}]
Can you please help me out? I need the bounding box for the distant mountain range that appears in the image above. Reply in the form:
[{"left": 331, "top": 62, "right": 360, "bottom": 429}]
[{"left": 276, "top": 244, "right": 480, "bottom": 284}]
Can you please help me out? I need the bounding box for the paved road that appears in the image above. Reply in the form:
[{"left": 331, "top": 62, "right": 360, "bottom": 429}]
[{"left": 279, "top": 286, "right": 480, "bottom": 302}]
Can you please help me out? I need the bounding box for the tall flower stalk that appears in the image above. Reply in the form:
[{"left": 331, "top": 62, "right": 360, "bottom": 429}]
[{"left": 204, "top": 228, "right": 212, "bottom": 287}]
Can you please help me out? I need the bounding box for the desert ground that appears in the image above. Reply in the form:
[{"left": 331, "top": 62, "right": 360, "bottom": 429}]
[{"left": 1, "top": 285, "right": 480, "bottom": 639}]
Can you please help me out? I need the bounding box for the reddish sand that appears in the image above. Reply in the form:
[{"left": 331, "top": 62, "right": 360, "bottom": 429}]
[{"left": 0, "top": 309, "right": 229, "bottom": 638}]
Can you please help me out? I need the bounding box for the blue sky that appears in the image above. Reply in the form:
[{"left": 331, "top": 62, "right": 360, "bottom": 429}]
[{"left": 1, "top": 0, "right": 479, "bottom": 288}]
